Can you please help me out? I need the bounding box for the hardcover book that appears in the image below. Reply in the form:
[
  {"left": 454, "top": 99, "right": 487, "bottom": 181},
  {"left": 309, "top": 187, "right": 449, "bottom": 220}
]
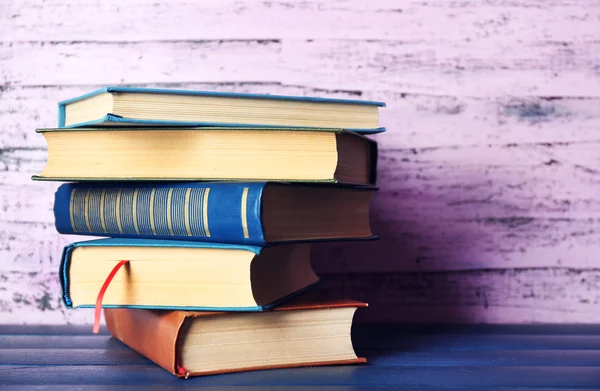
[
  {"left": 34, "top": 127, "right": 377, "bottom": 185},
  {"left": 105, "top": 300, "right": 367, "bottom": 378},
  {"left": 58, "top": 86, "right": 385, "bottom": 133},
  {"left": 59, "top": 239, "right": 317, "bottom": 311},
  {"left": 53, "top": 182, "right": 375, "bottom": 245}
]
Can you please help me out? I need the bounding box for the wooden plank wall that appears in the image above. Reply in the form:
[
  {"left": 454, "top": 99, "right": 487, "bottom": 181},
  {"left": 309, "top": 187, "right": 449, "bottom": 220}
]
[{"left": 1, "top": 0, "right": 599, "bottom": 324}]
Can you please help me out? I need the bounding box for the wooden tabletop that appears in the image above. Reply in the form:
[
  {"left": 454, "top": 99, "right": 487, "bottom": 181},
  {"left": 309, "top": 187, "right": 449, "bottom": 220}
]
[{"left": 1, "top": 324, "right": 600, "bottom": 390}]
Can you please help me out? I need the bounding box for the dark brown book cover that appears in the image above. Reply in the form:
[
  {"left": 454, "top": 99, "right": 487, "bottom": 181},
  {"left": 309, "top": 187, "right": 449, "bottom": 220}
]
[{"left": 104, "top": 299, "right": 367, "bottom": 378}]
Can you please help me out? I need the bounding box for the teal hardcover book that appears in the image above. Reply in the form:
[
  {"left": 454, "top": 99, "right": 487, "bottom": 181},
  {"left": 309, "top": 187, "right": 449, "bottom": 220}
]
[
  {"left": 58, "top": 86, "right": 386, "bottom": 133},
  {"left": 53, "top": 182, "right": 377, "bottom": 245},
  {"left": 59, "top": 238, "right": 318, "bottom": 311}
]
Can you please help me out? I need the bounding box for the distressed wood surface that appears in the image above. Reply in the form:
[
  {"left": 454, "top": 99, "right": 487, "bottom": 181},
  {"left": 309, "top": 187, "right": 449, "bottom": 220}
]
[
  {"left": 2, "top": 325, "right": 600, "bottom": 390},
  {"left": 1, "top": 0, "right": 599, "bottom": 324},
  {"left": 2, "top": 0, "right": 599, "bottom": 42},
  {"left": 3, "top": 39, "right": 600, "bottom": 96}
]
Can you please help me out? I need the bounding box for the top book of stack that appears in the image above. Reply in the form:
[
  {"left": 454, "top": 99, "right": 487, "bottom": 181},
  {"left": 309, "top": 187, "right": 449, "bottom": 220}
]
[{"left": 58, "top": 86, "right": 386, "bottom": 133}]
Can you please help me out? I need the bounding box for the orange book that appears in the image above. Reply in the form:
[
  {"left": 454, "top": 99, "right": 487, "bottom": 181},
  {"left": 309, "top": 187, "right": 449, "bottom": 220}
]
[{"left": 105, "top": 300, "right": 367, "bottom": 378}]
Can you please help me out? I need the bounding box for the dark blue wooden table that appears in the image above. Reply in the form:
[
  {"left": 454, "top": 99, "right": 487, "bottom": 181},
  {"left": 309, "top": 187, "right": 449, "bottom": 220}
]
[{"left": 1, "top": 324, "right": 600, "bottom": 390}]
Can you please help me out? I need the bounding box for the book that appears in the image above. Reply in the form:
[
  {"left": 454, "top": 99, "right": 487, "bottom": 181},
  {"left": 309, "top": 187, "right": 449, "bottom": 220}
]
[
  {"left": 58, "top": 86, "right": 385, "bottom": 133},
  {"left": 53, "top": 182, "right": 376, "bottom": 245},
  {"left": 33, "top": 127, "right": 377, "bottom": 185},
  {"left": 59, "top": 239, "right": 317, "bottom": 311},
  {"left": 104, "top": 299, "right": 367, "bottom": 377}
]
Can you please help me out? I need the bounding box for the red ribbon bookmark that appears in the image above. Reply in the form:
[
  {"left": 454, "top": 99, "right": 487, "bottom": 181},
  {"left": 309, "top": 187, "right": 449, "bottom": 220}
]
[
  {"left": 93, "top": 260, "right": 130, "bottom": 334},
  {"left": 176, "top": 364, "right": 189, "bottom": 379}
]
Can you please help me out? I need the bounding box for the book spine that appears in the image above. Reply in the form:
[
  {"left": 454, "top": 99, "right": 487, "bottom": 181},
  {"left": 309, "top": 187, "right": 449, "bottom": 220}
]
[
  {"left": 58, "top": 102, "right": 66, "bottom": 127},
  {"left": 54, "top": 183, "right": 266, "bottom": 245},
  {"left": 59, "top": 242, "right": 77, "bottom": 307},
  {"left": 104, "top": 308, "right": 185, "bottom": 376}
]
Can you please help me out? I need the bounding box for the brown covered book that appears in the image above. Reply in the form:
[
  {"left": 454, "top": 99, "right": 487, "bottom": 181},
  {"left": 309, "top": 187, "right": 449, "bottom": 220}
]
[{"left": 105, "top": 300, "right": 367, "bottom": 378}]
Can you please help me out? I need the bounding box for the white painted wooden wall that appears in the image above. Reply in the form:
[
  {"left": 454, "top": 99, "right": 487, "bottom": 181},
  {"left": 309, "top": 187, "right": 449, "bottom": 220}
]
[{"left": 1, "top": 0, "right": 599, "bottom": 324}]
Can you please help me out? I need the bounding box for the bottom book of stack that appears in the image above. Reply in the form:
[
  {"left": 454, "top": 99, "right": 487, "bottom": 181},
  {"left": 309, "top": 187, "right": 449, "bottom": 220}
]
[{"left": 105, "top": 300, "right": 366, "bottom": 378}]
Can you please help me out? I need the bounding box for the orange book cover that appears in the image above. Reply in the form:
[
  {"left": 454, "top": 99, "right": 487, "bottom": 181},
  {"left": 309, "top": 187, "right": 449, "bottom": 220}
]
[{"left": 105, "top": 299, "right": 367, "bottom": 378}]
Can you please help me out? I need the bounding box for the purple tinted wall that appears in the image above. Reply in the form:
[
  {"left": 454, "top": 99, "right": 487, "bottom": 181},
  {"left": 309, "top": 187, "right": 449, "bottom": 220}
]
[{"left": 0, "top": 0, "right": 598, "bottom": 324}]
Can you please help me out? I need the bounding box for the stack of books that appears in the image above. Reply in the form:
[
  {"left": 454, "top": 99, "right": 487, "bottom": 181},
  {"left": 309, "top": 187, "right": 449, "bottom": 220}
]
[{"left": 34, "top": 87, "right": 385, "bottom": 378}]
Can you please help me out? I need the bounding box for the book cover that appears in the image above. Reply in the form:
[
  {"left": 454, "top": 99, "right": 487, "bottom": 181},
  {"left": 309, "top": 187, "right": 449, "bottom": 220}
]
[
  {"left": 104, "top": 299, "right": 367, "bottom": 378},
  {"left": 59, "top": 238, "right": 312, "bottom": 312},
  {"left": 33, "top": 127, "right": 378, "bottom": 185},
  {"left": 58, "top": 86, "right": 386, "bottom": 134},
  {"left": 54, "top": 182, "right": 266, "bottom": 245},
  {"left": 53, "top": 182, "right": 377, "bottom": 245}
]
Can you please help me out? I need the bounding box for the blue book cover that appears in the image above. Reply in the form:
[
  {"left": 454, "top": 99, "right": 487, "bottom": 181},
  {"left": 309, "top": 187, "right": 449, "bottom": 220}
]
[
  {"left": 58, "top": 86, "right": 386, "bottom": 134},
  {"left": 59, "top": 238, "right": 317, "bottom": 311},
  {"left": 54, "top": 182, "right": 377, "bottom": 245}
]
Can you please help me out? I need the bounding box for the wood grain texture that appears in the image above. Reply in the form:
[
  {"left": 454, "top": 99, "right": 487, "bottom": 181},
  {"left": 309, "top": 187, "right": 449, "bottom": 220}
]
[
  {"left": 3, "top": 362, "right": 600, "bottom": 387},
  {"left": 1, "top": 0, "right": 600, "bottom": 324},
  {"left": 6, "top": 347, "right": 600, "bottom": 366},
  {"left": 3, "top": 39, "right": 600, "bottom": 96},
  {"left": 2, "top": 0, "right": 598, "bottom": 42},
  {"left": 2, "top": 325, "right": 600, "bottom": 389}
]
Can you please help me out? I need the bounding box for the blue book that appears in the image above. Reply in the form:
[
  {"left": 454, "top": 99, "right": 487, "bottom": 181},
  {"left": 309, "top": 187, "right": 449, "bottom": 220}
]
[
  {"left": 58, "top": 86, "right": 386, "bottom": 134},
  {"left": 54, "top": 182, "right": 376, "bottom": 245},
  {"left": 59, "top": 238, "right": 318, "bottom": 311}
]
